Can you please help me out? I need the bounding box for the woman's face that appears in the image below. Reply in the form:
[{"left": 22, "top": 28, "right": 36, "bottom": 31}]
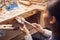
[{"left": 42, "top": 12, "right": 52, "bottom": 28}]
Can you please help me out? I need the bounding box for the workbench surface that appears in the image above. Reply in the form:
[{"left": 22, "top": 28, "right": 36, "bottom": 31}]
[
  {"left": 0, "top": 2, "right": 46, "bottom": 40},
  {"left": 0, "top": 3, "right": 45, "bottom": 23}
]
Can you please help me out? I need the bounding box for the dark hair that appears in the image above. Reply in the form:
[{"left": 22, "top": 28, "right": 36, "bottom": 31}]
[
  {"left": 47, "top": 0, "right": 60, "bottom": 25},
  {"left": 47, "top": 0, "right": 60, "bottom": 31}
]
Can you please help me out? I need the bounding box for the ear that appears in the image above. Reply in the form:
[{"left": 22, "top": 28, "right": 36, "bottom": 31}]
[{"left": 50, "top": 16, "right": 56, "bottom": 24}]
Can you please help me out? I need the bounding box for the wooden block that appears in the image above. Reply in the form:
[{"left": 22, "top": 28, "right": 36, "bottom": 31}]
[{"left": 19, "top": 0, "right": 32, "bottom": 6}]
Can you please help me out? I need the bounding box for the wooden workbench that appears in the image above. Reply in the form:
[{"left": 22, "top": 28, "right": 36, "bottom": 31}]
[
  {"left": 0, "top": 3, "right": 45, "bottom": 23},
  {"left": 0, "top": 3, "right": 46, "bottom": 40}
]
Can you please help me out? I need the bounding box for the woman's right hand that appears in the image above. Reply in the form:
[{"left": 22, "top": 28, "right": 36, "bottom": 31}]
[
  {"left": 19, "top": 23, "right": 30, "bottom": 35},
  {"left": 32, "top": 23, "right": 45, "bottom": 34}
]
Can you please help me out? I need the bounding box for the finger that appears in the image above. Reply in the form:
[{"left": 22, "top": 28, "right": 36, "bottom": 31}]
[
  {"left": 19, "top": 23, "right": 25, "bottom": 27},
  {"left": 31, "top": 23, "right": 36, "bottom": 28},
  {"left": 31, "top": 24, "right": 39, "bottom": 30},
  {"left": 19, "top": 23, "right": 26, "bottom": 30},
  {"left": 19, "top": 26, "right": 23, "bottom": 30},
  {"left": 32, "top": 23, "right": 41, "bottom": 27}
]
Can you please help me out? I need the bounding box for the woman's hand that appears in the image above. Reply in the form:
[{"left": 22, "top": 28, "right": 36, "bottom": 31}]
[
  {"left": 19, "top": 24, "right": 30, "bottom": 35},
  {"left": 32, "top": 23, "right": 45, "bottom": 34}
]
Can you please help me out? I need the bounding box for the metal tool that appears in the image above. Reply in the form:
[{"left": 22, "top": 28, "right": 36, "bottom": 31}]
[{"left": 16, "top": 17, "right": 35, "bottom": 27}]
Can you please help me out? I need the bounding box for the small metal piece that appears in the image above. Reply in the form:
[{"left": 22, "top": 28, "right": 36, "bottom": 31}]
[{"left": 16, "top": 17, "right": 35, "bottom": 27}]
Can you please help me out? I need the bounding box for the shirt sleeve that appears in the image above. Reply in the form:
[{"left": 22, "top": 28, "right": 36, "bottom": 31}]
[
  {"left": 43, "top": 29, "right": 52, "bottom": 38},
  {"left": 25, "top": 34, "right": 33, "bottom": 40}
]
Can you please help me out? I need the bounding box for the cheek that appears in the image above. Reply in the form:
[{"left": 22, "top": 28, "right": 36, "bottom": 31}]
[
  {"left": 44, "top": 19, "right": 50, "bottom": 27},
  {"left": 44, "top": 19, "right": 53, "bottom": 29},
  {"left": 44, "top": 20, "right": 49, "bottom": 26}
]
